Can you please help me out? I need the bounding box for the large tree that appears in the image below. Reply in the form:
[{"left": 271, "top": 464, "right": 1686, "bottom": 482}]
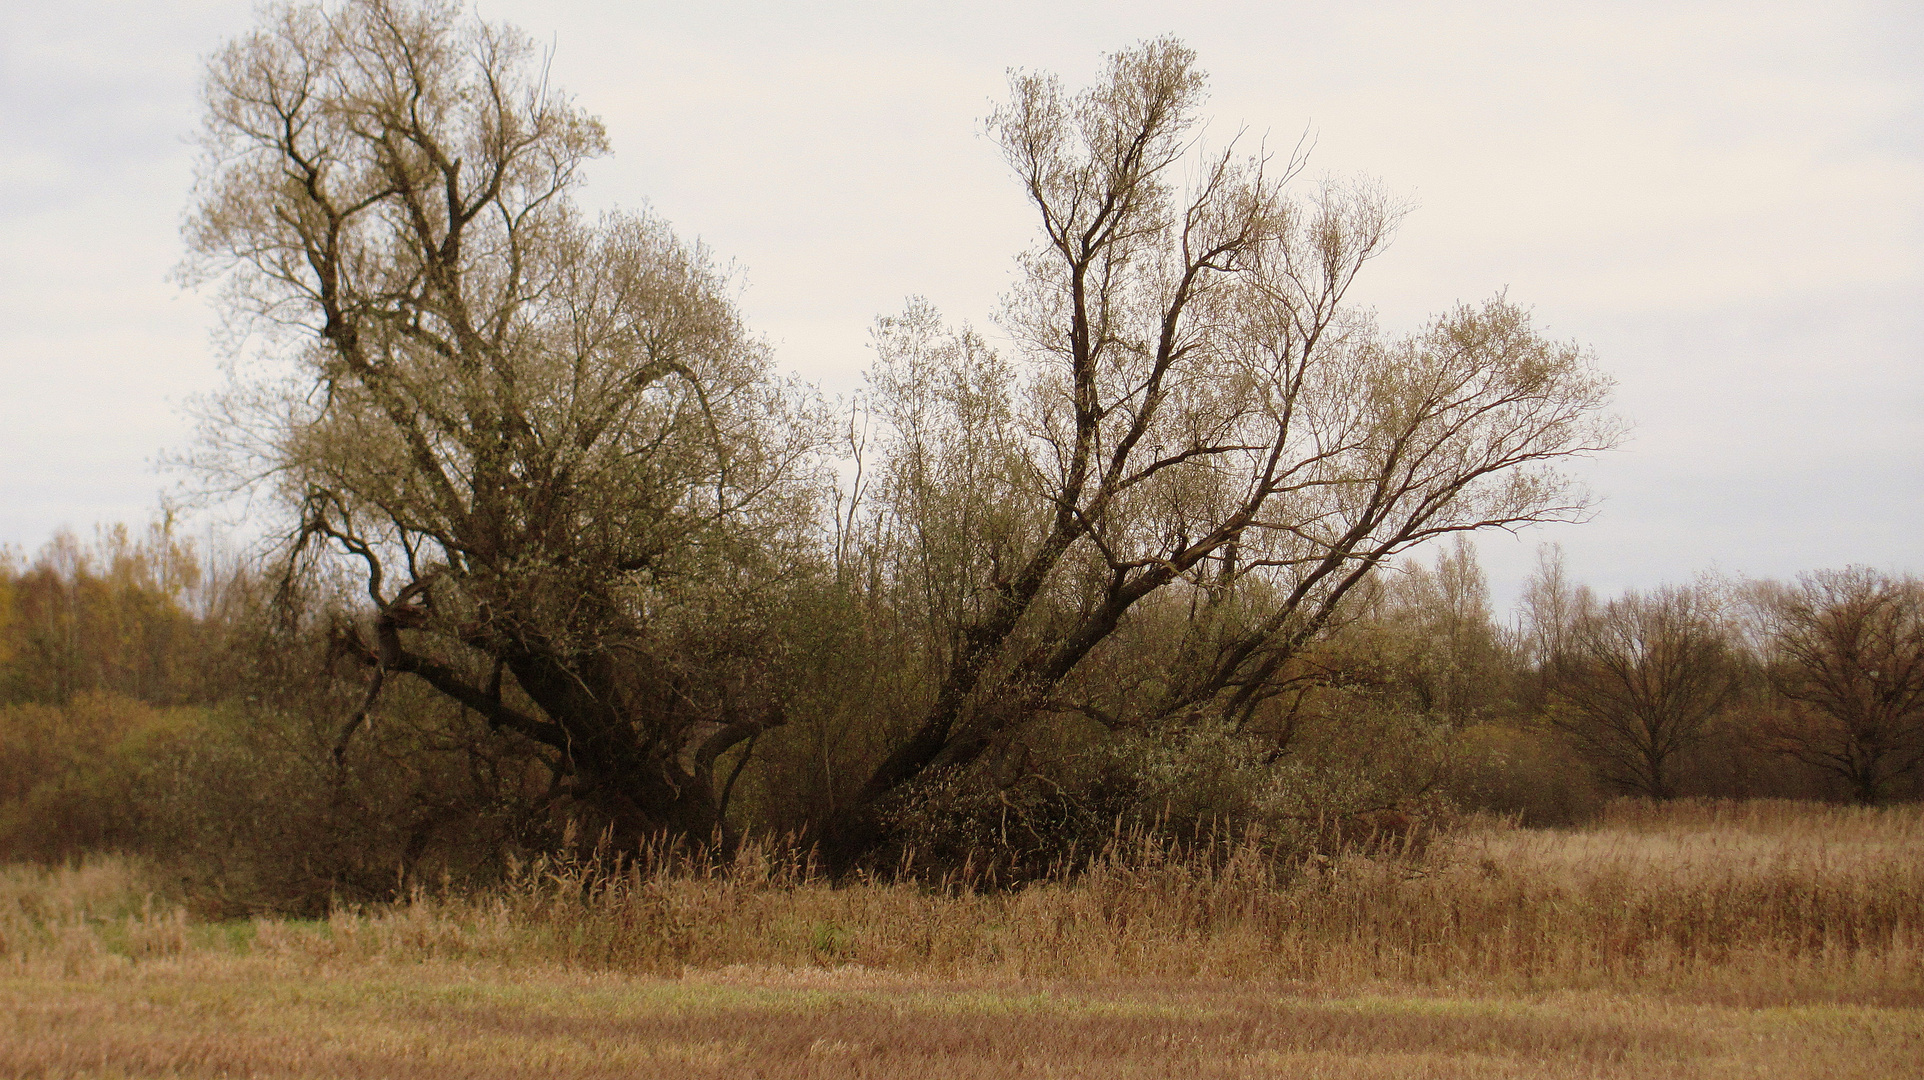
[
  {"left": 830, "top": 39, "right": 1620, "bottom": 862},
  {"left": 184, "top": 0, "right": 817, "bottom": 848},
  {"left": 184, "top": 7, "right": 1620, "bottom": 861}
]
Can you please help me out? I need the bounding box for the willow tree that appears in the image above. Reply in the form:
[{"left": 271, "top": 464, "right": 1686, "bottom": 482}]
[
  {"left": 833, "top": 39, "right": 1620, "bottom": 860},
  {"left": 183, "top": 0, "right": 817, "bottom": 847}
]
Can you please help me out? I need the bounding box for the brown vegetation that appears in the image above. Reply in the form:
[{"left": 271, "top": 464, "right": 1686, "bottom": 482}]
[
  {"left": 4, "top": 800, "right": 1919, "bottom": 993},
  {"left": 2, "top": 799, "right": 1919, "bottom": 1077}
]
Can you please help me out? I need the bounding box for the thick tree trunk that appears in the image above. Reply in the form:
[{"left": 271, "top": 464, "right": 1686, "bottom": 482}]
[{"left": 343, "top": 601, "right": 777, "bottom": 859}]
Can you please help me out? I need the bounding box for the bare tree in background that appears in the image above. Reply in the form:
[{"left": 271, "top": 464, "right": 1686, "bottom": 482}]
[
  {"left": 1754, "top": 569, "right": 1924, "bottom": 805},
  {"left": 1518, "top": 543, "right": 1588, "bottom": 672},
  {"left": 1379, "top": 536, "right": 1512, "bottom": 728},
  {"left": 182, "top": 0, "right": 819, "bottom": 848},
  {"left": 1545, "top": 586, "right": 1739, "bottom": 799},
  {"left": 834, "top": 39, "right": 1620, "bottom": 862}
]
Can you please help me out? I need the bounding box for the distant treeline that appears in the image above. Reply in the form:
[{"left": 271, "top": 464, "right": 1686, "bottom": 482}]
[{"left": 1, "top": 521, "right": 1917, "bottom": 914}]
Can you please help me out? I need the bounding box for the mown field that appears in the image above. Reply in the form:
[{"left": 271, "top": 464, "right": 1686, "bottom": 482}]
[{"left": 4, "top": 800, "right": 1920, "bottom": 1078}]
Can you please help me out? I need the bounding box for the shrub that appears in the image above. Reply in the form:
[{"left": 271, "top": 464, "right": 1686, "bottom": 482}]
[
  {"left": 0, "top": 692, "right": 212, "bottom": 862},
  {"left": 872, "top": 711, "right": 1454, "bottom": 883}
]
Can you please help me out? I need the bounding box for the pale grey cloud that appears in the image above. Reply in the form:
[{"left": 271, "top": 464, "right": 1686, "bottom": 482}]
[
  {"left": 0, "top": 1, "right": 253, "bottom": 545},
  {"left": 1, "top": 0, "right": 1916, "bottom": 610}
]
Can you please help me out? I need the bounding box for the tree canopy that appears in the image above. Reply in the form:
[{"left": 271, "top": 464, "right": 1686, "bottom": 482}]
[
  {"left": 184, "top": 0, "right": 818, "bottom": 847},
  {"left": 185, "top": 2, "right": 1620, "bottom": 861}
]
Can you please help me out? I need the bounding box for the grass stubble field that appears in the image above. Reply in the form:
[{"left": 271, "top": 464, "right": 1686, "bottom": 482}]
[{"left": 2, "top": 800, "right": 1919, "bottom": 1078}]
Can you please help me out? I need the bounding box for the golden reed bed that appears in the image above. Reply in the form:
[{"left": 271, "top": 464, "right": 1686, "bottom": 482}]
[{"left": 3, "top": 799, "right": 1920, "bottom": 1078}]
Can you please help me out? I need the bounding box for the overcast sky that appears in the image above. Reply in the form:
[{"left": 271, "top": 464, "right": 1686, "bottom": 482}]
[{"left": 2, "top": 0, "right": 1919, "bottom": 610}]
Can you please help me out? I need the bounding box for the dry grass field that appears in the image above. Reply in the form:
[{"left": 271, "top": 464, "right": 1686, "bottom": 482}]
[{"left": 3, "top": 799, "right": 1920, "bottom": 1078}]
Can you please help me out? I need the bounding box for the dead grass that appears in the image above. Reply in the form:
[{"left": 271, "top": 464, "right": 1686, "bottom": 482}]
[
  {"left": 1, "top": 799, "right": 1920, "bottom": 1077},
  {"left": 4, "top": 956, "right": 1919, "bottom": 1078}
]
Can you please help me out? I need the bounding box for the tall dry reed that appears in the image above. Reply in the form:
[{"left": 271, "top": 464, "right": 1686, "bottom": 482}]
[{"left": 4, "top": 800, "right": 1920, "bottom": 1000}]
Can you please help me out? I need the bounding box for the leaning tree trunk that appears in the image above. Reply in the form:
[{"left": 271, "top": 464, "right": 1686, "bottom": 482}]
[{"left": 336, "top": 595, "right": 780, "bottom": 857}]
